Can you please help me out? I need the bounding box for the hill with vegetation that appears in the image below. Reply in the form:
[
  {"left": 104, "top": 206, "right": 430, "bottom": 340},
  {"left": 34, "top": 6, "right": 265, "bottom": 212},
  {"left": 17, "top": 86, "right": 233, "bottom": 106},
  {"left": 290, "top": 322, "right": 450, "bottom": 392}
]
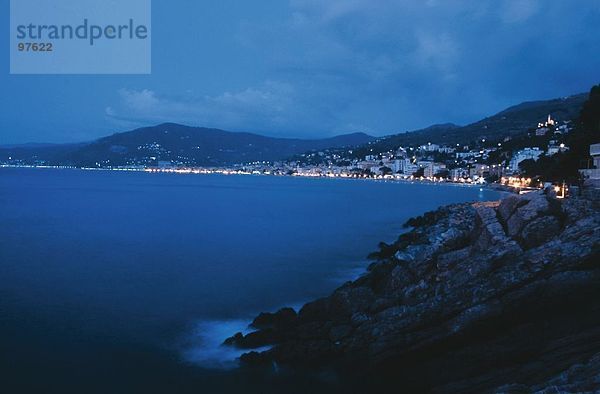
[
  {"left": 350, "top": 93, "right": 588, "bottom": 158},
  {"left": 0, "top": 124, "right": 374, "bottom": 167}
]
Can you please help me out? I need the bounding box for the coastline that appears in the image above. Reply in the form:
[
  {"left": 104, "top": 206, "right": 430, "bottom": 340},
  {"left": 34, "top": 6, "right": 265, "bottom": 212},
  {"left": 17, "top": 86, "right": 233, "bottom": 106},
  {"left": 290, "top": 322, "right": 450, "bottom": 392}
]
[
  {"left": 0, "top": 164, "right": 497, "bottom": 190},
  {"left": 222, "top": 189, "right": 600, "bottom": 392}
]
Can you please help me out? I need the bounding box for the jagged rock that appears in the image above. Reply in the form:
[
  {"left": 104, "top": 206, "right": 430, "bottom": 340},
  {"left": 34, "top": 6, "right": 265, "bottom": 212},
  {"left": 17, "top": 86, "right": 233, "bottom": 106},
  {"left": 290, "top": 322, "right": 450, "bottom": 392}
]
[
  {"left": 497, "top": 352, "right": 600, "bottom": 393},
  {"left": 506, "top": 192, "right": 551, "bottom": 237},
  {"left": 436, "top": 247, "right": 470, "bottom": 271},
  {"left": 223, "top": 332, "right": 244, "bottom": 346},
  {"left": 328, "top": 286, "right": 375, "bottom": 318},
  {"left": 394, "top": 249, "right": 416, "bottom": 262},
  {"left": 494, "top": 384, "right": 533, "bottom": 393},
  {"left": 385, "top": 264, "right": 413, "bottom": 292},
  {"left": 562, "top": 196, "right": 599, "bottom": 224},
  {"left": 329, "top": 325, "right": 353, "bottom": 342},
  {"left": 497, "top": 194, "right": 522, "bottom": 224},
  {"left": 520, "top": 215, "right": 561, "bottom": 249},
  {"left": 473, "top": 204, "right": 510, "bottom": 251},
  {"left": 223, "top": 328, "right": 280, "bottom": 349},
  {"left": 530, "top": 352, "right": 600, "bottom": 393},
  {"left": 226, "top": 192, "right": 600, "bottom": 393},
  {"left": 239, "top": 351, "right": 272, "bottom": 365},
  {"left": 350, "top": 312, "right": 370, "bottom": 326},
  {"left": 251, "top": 307, "right": 297, "bottom": 330}
]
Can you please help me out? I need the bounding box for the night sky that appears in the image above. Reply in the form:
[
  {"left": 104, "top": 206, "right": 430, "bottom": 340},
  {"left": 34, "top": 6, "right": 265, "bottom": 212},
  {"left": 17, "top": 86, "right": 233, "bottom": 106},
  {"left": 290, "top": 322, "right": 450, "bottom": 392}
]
[{"left": 1, "top": 0, "right": 599, "bottom": 143}]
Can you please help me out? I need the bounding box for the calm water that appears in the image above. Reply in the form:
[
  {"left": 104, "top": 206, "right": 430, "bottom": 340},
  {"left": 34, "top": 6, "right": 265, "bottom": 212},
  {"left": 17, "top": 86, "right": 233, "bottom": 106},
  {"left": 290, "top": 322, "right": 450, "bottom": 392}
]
[{"left": 0, "top": 168, "right": 502, "bottom": 393}]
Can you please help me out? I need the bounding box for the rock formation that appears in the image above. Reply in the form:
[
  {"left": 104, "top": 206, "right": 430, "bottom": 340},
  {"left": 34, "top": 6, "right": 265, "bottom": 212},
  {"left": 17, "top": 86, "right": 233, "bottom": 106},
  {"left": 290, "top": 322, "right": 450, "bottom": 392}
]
[{"left": 225, "top": 190, "right": 600, "bottom": 392}]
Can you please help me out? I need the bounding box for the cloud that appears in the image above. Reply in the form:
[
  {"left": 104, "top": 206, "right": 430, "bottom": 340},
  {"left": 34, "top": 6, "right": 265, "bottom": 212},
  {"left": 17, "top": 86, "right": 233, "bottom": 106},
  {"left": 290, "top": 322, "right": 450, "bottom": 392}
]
[
  {"left": 118, "top": 89, "right": 161, "bottom": 112},
  {"left": 414, "top": 30, "right": 460, "bottom": 78},
  {"left": 106, "top": 82, "right": 347, "bottom": 136},
  {"left": 500, "top": 0, "right": 540, "bottom": 24},
  {"left": 109, "top": 0, "right": 600, "bottom": 137}
]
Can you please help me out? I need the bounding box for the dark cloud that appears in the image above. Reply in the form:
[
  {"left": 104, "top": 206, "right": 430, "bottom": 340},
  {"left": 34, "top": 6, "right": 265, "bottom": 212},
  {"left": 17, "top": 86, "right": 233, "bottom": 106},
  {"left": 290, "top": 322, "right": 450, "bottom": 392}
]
[
  {"left": 111, "top": 1, "right": 599, "bottom": 137},
  {"left": 5, "top": 1, "right": 597, "bottom": 142}
]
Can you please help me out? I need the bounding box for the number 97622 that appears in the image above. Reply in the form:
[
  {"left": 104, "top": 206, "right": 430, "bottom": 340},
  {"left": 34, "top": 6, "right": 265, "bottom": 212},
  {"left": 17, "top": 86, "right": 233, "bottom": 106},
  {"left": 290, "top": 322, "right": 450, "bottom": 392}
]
[{"left": 17, "top": 42, "right": 53, "bottom": 52}]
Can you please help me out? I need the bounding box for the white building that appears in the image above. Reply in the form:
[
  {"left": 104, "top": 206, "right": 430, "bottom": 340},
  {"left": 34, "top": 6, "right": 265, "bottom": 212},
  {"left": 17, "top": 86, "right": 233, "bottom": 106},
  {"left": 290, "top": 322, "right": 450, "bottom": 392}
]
[
  {"left": 158, "top": 160, "right": 173, "bottom": 169},
  {"left": 417, "top": 161, "right": 435, "bottom": 177},
  {"left": 509, "top": 148, "right": 543, "bottom": 172},
  {"left": 469, "top": 163, "right": 489, "bottom": 178},
  {"left": 450, "top": 168, "right": 469, "bottom": 179},
  {"left": 420, "top": 143, "right": 440, "bottom": 152},
  {"left": 395, "top": 147, "right": 408, "bottom": 158},
  {"left": 456, "top": 151, "right": 478, "bottom": 160},
  {"left": 592, "top": 143, "right": 600, "bottom": 169},
  {"left": 580, "top": 143, "right": 600, "bottom": 183},
  {"left": 357, "top": 161, "right": 376, "bottom": 170},
  {"left": 438, "top": 146, "right": 455, "bottom": 154},
  {"left": 399, "top": 158, "right": 419, "bottom": 175},
  {"left": 370, "top": 166, "right": 382, "bottom": 174},
  {"left": 433, "top": 163, "right": 447, "bottom": 176},
  {"left": 547, "top": 143, "right": 569, "bottom": 156},
  {"left": 537, "top": 114, "right": 556, "bottom": 129}
]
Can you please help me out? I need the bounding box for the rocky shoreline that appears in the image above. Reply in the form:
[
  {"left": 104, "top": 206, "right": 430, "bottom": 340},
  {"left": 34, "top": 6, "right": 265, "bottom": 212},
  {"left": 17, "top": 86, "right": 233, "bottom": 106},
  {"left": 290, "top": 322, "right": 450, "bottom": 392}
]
[{"left": 225, "top": 190, "right": 600, "bottom": 393}]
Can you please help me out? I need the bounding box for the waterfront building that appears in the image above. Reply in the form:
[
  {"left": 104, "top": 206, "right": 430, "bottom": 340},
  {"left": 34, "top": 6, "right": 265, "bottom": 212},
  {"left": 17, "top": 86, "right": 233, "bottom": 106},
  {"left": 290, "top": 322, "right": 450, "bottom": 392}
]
[
  {"left": 580, "top": 143, "right": 600, "bottom": 186},
  {"left": 419, "top": 143, "right": 440, "bottom": 152},
  {"left": 417, "top": 161, "right": 435, "bottom": 177},
  {"left": 450, "top": 167, "right": 469, "bottom": 180},
  {"left": 509, "top": 148, "right": 543, "bottom": 172},
  {"left": 547, "top": 142, "right": 569, "bottom": 156},
  {"left": 399, "top": 158, "right": 419, "bottom": 175}
]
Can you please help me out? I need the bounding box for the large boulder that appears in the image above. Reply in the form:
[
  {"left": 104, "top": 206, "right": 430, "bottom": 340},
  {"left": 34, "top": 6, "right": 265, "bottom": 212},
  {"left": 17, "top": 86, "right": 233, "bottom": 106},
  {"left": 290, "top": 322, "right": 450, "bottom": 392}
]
[
  {"left": 436, "top": 247, "right": 470, "bottom": 271},
  {"left": 506, "top": 192, "right": 551, "bottom": 237},
  {"left": 251, "top": 307, "right": 297, "bottom": 330},
  {"left": 329, "top": 324, "right": 353, "bottom": 342},
  {"left": 562, "top": 197, "right": 597, "bottom": 225},
  {"left": 228, "top": 192, "right": 600, "bottom": 393},
  {"left": 520, "top": 215, "right": 562, "bottom": 249},
  {"left": 472, "top": 204, "right": 509, "bottom": 251},
  {"left": 497, "top": 194, "right": 521, "bottom": 224},
  {"left": 223, "top": 328, "right": 280, "bottom": 349}
]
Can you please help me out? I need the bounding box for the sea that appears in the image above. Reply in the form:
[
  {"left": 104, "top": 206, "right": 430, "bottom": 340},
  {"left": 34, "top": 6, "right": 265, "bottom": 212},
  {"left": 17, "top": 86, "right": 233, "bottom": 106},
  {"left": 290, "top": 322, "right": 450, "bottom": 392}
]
[{"left": 0, "top": 168, "right": 503, "bottom": 393}]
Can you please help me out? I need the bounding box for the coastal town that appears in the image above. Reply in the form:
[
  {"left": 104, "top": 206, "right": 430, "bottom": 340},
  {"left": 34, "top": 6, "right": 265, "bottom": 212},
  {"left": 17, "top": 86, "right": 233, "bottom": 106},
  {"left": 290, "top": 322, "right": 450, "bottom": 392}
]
[
  {"left": 2, "top": 112, "right": 599, "bottom": 197},
  {"left": 136, "top": 113, "right": 598, "bottom": 195}
]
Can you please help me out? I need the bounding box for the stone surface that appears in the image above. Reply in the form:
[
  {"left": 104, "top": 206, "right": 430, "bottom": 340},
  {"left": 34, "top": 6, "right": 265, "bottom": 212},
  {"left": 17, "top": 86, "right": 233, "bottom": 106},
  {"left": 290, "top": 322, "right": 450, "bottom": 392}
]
[
  {"left": 497, "top": 193, "right": 521, "bottom": 223},
  {"left": 520, "top": 215, "right": 561, "bottom": 249},
  {"left": 225, "top": 192, "right": 600, "bottom": 392},
  {"left": 506, "top": 191, "right": 551, "bottom": 237},
  {"left": 250, "top": 307, "right": 297, "bottom": 330}
]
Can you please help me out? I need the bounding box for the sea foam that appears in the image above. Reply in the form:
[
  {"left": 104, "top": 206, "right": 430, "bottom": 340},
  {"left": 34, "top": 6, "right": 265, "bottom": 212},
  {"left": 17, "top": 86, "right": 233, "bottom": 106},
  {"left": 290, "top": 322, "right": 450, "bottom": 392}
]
[{"left": 181, "top": 319, "right": 271, "bottom": 369}]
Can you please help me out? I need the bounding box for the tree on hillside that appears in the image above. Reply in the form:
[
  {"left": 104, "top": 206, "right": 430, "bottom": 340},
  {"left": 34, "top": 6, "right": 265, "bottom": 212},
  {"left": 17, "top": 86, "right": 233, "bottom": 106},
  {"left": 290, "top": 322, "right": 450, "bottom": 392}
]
[
  {"left": 413, "top": 168, "right": 425, "bottom": 177},
  {"left": 519, "top": 84, "right": 600, "bottom": 184},
  {"left": 380, "top": 166, "right": 393, "bottom": 175},
  {"left": 580, "top": 84, "right": 600, "bottom": 135}
]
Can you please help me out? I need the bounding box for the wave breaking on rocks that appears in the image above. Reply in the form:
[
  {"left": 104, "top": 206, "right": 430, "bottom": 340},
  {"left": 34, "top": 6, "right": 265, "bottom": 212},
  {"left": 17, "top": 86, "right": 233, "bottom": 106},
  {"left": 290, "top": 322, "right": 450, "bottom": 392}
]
[{"left": 225, "top": 190, "right": 600, "bottom": 392}]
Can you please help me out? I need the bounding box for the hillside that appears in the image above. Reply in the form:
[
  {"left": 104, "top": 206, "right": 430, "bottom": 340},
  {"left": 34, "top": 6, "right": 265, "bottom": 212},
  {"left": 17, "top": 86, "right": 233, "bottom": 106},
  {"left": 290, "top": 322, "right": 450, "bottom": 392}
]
[
  {"left": 0, "top": 92, "right": 589, "bottom": 168},
  {"left": 0, "top": 124, "right": 374, "bottom": 167},
  {"left": 353, "top": 93, "right": 587, "bottom": 155}
]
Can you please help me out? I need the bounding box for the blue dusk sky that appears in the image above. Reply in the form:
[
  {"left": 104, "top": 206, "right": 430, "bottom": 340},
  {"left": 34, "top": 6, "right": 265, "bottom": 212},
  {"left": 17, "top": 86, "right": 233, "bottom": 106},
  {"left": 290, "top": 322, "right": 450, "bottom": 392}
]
[{"left": 1, "top": 0, "right": 599, "bottom": 144}]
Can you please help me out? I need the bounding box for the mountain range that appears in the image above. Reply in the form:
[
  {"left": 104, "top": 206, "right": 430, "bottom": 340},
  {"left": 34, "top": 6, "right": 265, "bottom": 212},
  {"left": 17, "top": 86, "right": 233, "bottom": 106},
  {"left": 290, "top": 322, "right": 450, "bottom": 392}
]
[
  {"left": 0, "top": 92, "right": 588, "bottom": 167},
  {"left": 0, "top": 125, "right": 374, "bottom": 167},
  {"left": 355, "top": 93, "right": 588, "bottom": 155}
]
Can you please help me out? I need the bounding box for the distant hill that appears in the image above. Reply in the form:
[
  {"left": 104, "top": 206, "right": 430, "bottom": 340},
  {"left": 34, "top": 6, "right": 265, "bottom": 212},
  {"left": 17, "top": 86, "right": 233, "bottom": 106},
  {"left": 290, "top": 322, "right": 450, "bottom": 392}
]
[
  {"left": 0, "top": 123, "right": 374, "bottom": 167},
  {"left": 0, "top": 143, "right": 62, "bottom": 149},
  {"left": 0, "top": 143, "right": 86, "bottom": 164},
  {"left": 0, "top": 93, "right": 589, "bottom": 168},
  {"left": 354, "top": 93, "right": 588, "bottom": 154}
]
